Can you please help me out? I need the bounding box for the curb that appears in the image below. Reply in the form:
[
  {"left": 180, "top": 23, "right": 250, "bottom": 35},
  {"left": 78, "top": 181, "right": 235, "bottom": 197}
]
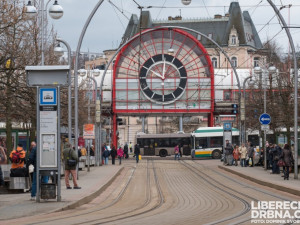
[
  {"left": 218, "top": 165, "right": 300, "bottom": 196},
  {"left": 55, "top": 167, "right": 124, "bottom": 212}
]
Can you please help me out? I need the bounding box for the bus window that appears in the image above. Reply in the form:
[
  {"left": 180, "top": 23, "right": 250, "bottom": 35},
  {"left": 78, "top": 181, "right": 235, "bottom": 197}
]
[
  {"left": 232, "top": 136, "right": 239, "bottom": 146},
  {"left": 155, "top": 138, "right": 170, "bottom": 147},
  {"left": 195, "top": 137, "right": 207, "bottom": 148},
  {"left": 209, "top": 137, "right": 223, "bottom": 148},
  {"left": 137, "top": 138, "right": 143, "bottom": 147},
  {"left": 170, "top": 138, "right": 180, "bottom": 147}
]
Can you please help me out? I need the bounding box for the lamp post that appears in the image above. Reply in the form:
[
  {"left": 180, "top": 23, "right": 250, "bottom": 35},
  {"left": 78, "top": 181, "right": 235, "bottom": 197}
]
[
  {"left": 254, "top": 66, "right": 276, "bottom": 171},
  {"left": 242, "top": 75, "right": 255, "bottom": 144},
  {"left": 54, "top": 38, "right": 72, "bottom": 143},
  {"left": 78, "top": 69, "right": 101, "bottom": 170},
  {"left": 25, "top": 0, "right": 63, "bottom": 65}
]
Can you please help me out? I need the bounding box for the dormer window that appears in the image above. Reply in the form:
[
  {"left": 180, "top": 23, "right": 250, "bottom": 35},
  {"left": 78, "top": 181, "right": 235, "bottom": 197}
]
[
  {"left": 231, "top": 35, "right": 236, "bottom": 45},
  {"left": 228, "top": 26, "right": 239, "bottom": 46}
]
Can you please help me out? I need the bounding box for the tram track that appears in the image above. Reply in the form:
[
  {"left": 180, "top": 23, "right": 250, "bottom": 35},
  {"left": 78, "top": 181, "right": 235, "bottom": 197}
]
[
  {"left": 180, "top": 160, "right": 254, "bottom": 225},
  {"left": 92, "top": 160, "right": 164, "bottom": 225},
  {"left": 21, "top": 165, "right": 137, "bottom": 225},
  {"left": 24, "top": 160, "right": 164, "bottom": 225},
  {"left": 190, "top": 160, "right": 299, "bottom": 225}
]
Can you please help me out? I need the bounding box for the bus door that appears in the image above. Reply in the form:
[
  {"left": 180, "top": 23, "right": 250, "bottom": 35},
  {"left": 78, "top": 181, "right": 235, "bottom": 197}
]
[{"left": 144, "top": 138, "right": 155, "bottom": 155}]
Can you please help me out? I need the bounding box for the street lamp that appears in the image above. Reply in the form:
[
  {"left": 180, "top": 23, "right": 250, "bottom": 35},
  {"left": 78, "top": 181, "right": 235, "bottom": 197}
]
[
  {"left": 242, "top": 75, "right": 255, "bottom": 144},
  {"left": 25, "top": 0, "right": 64, "bottom": 65},
  {"left": 78, "top": 69, "right": 101, "bottom": 170},
  {"left": 54, "top": 38, "right": 72, "bottom": 144},
  {"left": 254, "top": 66, "right": 276, "bottom": 171}
]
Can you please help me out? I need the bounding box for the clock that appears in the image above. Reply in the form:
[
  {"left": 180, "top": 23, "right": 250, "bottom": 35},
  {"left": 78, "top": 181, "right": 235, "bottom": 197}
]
[{"left": 139, "top": 53, "right": 187, "bottom": 105}]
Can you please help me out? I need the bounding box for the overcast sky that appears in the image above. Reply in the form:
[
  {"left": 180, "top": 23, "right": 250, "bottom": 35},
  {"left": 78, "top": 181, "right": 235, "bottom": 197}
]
[{"left": 44, "top": 0, "right": 300, "bottom": 55}]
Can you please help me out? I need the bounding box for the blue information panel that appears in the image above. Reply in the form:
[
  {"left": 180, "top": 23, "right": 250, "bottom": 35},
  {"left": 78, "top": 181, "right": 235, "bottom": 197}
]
[
  {"left": 40, "top": 88, "right": 57, "bottom": 105},
  {"left": 259, "top": 113, "right": 271, "bottom": 125},
  {"left": 223, "top": 122, "right": 232, "bottom": 131}
]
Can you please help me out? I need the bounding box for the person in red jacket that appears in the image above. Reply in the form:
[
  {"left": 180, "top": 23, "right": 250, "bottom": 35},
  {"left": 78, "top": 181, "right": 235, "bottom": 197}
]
[{"left": 117, "top": 146, "right": 124, "bottom": 165}]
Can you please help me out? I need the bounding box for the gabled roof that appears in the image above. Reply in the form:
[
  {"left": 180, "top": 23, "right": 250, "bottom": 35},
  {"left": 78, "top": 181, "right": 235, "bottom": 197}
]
[{"left": 120, "top": 2, "right": 263, "bottom": 49}]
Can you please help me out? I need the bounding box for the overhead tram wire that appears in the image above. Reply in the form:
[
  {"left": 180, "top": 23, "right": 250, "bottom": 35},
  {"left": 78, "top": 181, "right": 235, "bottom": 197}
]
[
  {"left": 155, "top": 0, "right": 166, "bottom": 20},
  {"left": 108, "top": 0, "right": 130, "bottom": 20},
  {"left": 110, "top": 3, "right": 126, "bottom": 30},
  {"left": 148, "top": 4, "right": 300, "bottom": 9}
]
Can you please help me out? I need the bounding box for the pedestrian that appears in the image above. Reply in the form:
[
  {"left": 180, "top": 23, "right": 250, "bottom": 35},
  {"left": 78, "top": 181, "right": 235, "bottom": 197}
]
[
  {"left": 224, "top": 140, "right": 233, "bottom": 166},
  {"left": 102, "top": 144, "right": 110, "bottom": 165},
  {"left": 89, "top": 145, "right": 95, "bottom": 156},
  {"left": 271, "top": 144, "right": 280, "bottom": 174},
  {"left": 80, "top": 146, "right": 87, "bottom": 156},
  {"left": 268, "top": 143, "right": 274, "bottom": 171},
  {"left": 174, "top": 144, "right": 180, "bottom": 160},
  {"left": 124, "top": 143, "right": 129, "bottom": 159},
  {"left": 247, "top": 142, "right": 255, "bottom": 167},
  {"left": 280, "top": 144, "right": 294, "bottom": 180},
  {"left": 63, "top": 142, "right": 81, "bottom": 189},
  {"left": 0, "top": 146, "right": 7, "bottom": 187},
  {"left": 179, "top": 144, "right": 182, "bottom": 157},
  {"left": 117, "top": 146, "right": 124, "bottom": 165},
  {"left": 233, "top": 145, "right": 240, "bottom": 166},
  {"left": 129, "top": 142, "right": 133, "bottom": 153},
  {"left": 110, "top": 145, "right": 117, "bottom": 165},
  {"left": 28, "top": 141, "right": 49, "bottom": 200},
  {"left": 9, "top": 143, "right": 26, "bottom": 169},
  {"left": 239, "top": 143, "right": 247, "bottom": 167},
  {"left": 134, "top": 143, "right": 140, "bottom": 163}
]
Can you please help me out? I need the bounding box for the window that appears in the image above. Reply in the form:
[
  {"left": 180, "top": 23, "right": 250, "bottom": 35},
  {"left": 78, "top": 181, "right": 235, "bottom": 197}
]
[
  {"left": 212, "top": 57, "right": 218, "bottom": 68},
  {"left": 197, "top": 34, "right": 201, "bottom": 41},
  {"left": 254, "top": 57, "right": 260, "bottom": 67},
  {"left": 224, "top": 90, "right": 232, "bottom": 101},
  {"left": 208, "top": 33, "right": 213, "bottom": 39},
  {"left": 231, "top": 35, "right": 236, "bottom": 45},
  {"left": 231, "top": 56, "right": 237, "bottom": 68}
]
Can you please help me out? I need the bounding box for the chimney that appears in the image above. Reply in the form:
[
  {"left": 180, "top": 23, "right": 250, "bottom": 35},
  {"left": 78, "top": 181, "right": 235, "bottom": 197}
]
[{"left": 214, "top": 14, "right": 222, "bottom": 19}]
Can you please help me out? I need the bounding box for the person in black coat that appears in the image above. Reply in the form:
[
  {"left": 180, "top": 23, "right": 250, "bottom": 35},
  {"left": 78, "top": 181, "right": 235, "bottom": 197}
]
[
  {"left": 110, "top": 145, "right": 117, "bottom": 165},
  {"left": 124, "top": 143, "right": 129, "bottom": 159},
  {"left": 134, "top": 143, "right": 140, "bottom": 163}
]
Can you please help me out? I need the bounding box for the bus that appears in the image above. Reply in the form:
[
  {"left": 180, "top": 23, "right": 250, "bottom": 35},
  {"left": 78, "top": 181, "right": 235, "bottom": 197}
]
[
  {"left": 191, "top": 127, "right": 239, "bottom": 159},
  {"left": 136, "top": 133, "right": 192, "bottom": 157}
]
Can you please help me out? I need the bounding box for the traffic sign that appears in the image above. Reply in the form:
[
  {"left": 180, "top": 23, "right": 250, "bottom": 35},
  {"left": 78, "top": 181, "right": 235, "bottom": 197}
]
[
  {"left": 259, "top": 113, "right": 271, "bottom": 125},
  {"left": 261, "top": 125, "right": 270, "bottom": 131}
]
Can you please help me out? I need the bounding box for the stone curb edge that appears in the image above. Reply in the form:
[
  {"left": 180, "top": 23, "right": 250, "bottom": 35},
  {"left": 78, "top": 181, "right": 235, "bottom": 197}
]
[
  {"left": 218, "top": 165, "right": 300, "bottom": 197},
  {"left": 54, "top": 167, "right": 124, "bottom": 212}
]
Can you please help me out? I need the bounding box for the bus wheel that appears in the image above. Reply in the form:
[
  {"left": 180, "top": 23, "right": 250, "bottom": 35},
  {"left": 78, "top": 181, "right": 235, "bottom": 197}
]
[
  {"left": 212, "top": 150, "right": 221, "bottom": 159},
  {"left": 159, "top": 149, "right": 168, "bottom": 157}
]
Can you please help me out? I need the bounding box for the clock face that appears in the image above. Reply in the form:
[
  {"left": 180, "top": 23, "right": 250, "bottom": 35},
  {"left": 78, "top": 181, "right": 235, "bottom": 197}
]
[
  {"left": 139, "top": 54, "right": 187, "bottom": 105},
  {"left": 113, "top": 27, "right": 214, "bottom": 114}
]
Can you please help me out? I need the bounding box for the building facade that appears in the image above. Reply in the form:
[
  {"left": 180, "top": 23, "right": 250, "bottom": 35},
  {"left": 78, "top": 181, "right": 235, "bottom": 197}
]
[{"left": 84, "top": 2, "right": 266, "bottom": 147}]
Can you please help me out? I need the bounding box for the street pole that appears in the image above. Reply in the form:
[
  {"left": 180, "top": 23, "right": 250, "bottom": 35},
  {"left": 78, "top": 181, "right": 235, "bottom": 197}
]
[
  {"left": 56, "top": 38, "right": 72, "bottom": 142},
  {"left": 267, "top": 0, "right": 298, "bottom": 179},
  {"left": 263, "top": 70, "right": 267, "bottom": 171},
  {"left": 74, "top": 0, "right": 104, "bottom": 177},
  {"left": 242, "top": 76, "right": 253, "bottom": 144},
  {"left": 80, "top": 73, "right": 99, "bottom": 167}
]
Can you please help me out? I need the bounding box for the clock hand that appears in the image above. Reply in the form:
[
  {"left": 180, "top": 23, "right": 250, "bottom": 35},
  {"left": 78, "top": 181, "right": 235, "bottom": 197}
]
[
  {"left": 162, "top": 57, "right": 166, "bottom": 79},
  {"left": 149, "top": 69, "right": 163, "bottom": 79}
]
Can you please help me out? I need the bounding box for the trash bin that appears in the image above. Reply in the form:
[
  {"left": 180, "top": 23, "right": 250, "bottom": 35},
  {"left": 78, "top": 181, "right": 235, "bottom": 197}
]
[{"left": 41, "top": 183, "right": 56, "bottom": 199}]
